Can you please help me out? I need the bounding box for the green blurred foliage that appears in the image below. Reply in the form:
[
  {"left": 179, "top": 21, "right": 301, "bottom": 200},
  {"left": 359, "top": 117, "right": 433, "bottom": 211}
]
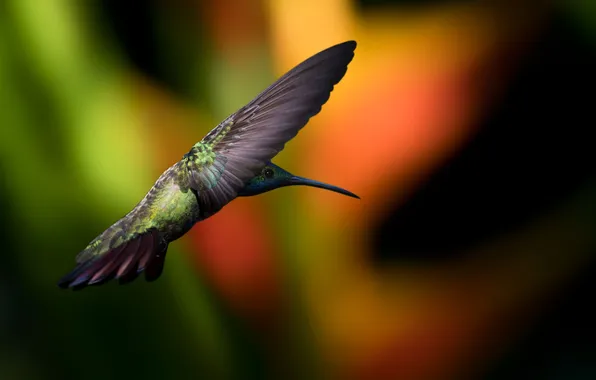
[{"left": 0, "top": 2, "right": 253, "bottom": 379}]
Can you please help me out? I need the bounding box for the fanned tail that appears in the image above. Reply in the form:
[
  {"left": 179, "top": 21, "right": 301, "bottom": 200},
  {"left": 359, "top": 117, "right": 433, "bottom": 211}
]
[{"left": 58, "top": 229, "right": 168, "bottom": 290}]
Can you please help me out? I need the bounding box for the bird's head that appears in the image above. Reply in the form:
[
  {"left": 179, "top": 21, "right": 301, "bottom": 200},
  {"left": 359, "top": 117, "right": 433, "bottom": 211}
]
[{"left": 238, "top": 162, "right": 359, "bottom": 199}]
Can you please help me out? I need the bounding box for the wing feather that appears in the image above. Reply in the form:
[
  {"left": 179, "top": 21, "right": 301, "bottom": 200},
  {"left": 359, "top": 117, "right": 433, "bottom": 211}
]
[{"left": 186, "top": 40, "right": 356, "bottom": 216}]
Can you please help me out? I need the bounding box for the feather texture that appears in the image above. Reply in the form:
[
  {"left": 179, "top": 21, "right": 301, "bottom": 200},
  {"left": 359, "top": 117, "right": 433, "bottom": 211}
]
[
  {"left": 186, "top": 40, "right": 357, "bottom": 216},
  {"left": 58, "top": 229, "right": 166, "bottom": 289}
]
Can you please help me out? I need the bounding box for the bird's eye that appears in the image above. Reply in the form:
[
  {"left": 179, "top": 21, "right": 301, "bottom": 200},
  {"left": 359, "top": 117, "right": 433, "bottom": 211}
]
[{"left": 263, "top": 168, "right": 274, "bottom": 178}]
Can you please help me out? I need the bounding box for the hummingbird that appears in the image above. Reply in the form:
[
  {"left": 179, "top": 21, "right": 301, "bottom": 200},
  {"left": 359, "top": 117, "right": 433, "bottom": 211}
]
[{"left": 57, "top": 41, "right": 358, "bottom": 290}]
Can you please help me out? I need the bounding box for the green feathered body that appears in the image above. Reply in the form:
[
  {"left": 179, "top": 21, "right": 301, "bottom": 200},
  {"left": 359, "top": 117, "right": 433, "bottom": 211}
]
[{"left": 75, "top": 162, "right": 199, "bottom": 264}]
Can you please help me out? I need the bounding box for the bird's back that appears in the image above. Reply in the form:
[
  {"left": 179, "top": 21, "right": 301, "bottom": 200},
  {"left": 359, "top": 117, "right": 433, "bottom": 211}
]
[
  {"left": 80, "top": 163, "right": 200, "bottom": 260},
  {"left": 58, "top": 163, "right": 201, "bottom": 288}
]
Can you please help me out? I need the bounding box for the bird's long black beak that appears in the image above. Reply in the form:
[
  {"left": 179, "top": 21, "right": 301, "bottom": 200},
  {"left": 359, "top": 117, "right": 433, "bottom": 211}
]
[{"left": 287, "top": 176, "right": 360, "bottom": 199}]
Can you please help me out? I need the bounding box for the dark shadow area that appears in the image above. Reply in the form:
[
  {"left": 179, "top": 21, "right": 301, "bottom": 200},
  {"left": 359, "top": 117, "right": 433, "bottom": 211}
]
[
  {"left": 481, "top": 258, "right": 596, "bottom": 379},
  {"left": 371, "top": 14, "right": 596, "bottom": 263},
  {"left": 98, "top": 0, "right": 209, "bottom": 101},
  {"left": 99, "top": 0, "right": 164, "bottom": 83}
]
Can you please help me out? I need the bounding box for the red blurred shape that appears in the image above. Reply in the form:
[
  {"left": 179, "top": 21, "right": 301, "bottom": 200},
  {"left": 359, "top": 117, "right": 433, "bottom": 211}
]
[{"left": 188, "top": 198, "right": 281, "bottom": 322}]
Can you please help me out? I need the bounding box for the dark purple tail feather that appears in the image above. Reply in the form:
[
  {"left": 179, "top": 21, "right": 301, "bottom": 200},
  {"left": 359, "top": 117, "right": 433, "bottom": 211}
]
[
  {"left": 58, "top": 230, "right": 168, "bottom": 290},
  {"left": 145, "top": 241, "right": 168, "bottom": 282},
  {"left": 117, "top": 233, "right": 157, "bottom": 285}
]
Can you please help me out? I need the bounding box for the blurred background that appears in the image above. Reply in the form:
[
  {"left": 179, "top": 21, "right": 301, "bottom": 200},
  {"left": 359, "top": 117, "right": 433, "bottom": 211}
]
[{"left": 1, "top": 0, "right": 595, "bottom": 379}]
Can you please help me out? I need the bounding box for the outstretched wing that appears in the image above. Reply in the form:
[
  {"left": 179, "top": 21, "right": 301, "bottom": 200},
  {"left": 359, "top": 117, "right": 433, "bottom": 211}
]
[{"left": 184, "top": 40, "right": 356, "bottom": 218}]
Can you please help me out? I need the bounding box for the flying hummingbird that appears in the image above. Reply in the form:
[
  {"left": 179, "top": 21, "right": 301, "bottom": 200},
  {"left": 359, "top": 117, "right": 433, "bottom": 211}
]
[{"left": 58, "top": 40, "right": 357, "bottom": 290}]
